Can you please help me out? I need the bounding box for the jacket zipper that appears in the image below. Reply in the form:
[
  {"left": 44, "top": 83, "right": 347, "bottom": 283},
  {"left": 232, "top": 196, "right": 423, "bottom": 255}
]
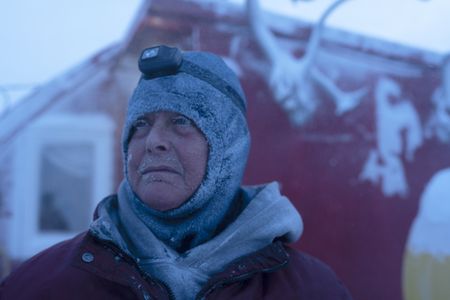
[
  {"left": 94, "top": 236, "right": 176, "bottom": 300},
  {"left": 140, "top": 271, "right": 176, "bottom": 300}
]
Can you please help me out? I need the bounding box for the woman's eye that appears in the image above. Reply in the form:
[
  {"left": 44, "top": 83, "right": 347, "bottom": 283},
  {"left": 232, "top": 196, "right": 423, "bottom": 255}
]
[
  {"left": 172, "top": 116, "right": 192, "bottom": 126},
  {"left": 133, "top": 119, "right": 149, "bottom": 129}
]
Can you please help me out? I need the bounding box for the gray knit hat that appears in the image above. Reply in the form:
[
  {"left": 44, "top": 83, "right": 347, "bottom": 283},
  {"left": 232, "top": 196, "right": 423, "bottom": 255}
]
[{"left": 121, "top": 46, "right": 251, "bottom": 251}]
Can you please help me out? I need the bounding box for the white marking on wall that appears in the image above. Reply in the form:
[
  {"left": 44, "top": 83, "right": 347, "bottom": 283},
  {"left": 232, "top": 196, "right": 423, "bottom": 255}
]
[{"left": 359, "top": 77, "right": 423, "bottom": 197}]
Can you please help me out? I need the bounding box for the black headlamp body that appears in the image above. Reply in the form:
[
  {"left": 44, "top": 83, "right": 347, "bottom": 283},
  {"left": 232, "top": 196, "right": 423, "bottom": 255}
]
[
  {"left": 138, "top": 45, "right": 182, "bottom": 78},
  {"left": 137, "top": 45, "right": 246, "bottom": 115}
]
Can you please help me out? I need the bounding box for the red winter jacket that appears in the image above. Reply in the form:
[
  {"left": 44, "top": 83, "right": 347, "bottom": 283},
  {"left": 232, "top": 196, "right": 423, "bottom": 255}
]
[{"left": 0, "top": 232, "right": 352, "bottom": 299}]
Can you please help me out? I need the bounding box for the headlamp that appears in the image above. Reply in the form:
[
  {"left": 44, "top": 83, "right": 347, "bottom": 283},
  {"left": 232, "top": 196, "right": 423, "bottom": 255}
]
[
  {"left": 138, "top": 45, "right": 182, "bottom": 78},
  {"left": 138, "top": 45, "right": 246, "bottom": 115}
]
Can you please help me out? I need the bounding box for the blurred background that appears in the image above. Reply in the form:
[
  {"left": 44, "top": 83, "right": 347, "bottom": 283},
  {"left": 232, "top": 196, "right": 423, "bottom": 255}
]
[{"left": 1, "top": 0, "right": 450, "bottom": 299}]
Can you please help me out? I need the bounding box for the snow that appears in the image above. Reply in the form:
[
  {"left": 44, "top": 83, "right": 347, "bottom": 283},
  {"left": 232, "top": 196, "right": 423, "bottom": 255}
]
[
  {"left": 194, "top": 0, "right": 445, "bottom": 68},
  {"left": 0, "top": 45, "right": 122, "bottom": 149},
  {"left": 230, "top": 0, "right": 450, "bottom": 54},
  {"left": 407, "top": 169, "right": 450, "bottom": 257}
]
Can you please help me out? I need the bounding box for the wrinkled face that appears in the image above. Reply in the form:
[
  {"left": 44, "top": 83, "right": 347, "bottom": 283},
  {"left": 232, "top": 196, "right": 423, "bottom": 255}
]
[{"left": 127, "top": 111, "right": 208, "bottom": 211}]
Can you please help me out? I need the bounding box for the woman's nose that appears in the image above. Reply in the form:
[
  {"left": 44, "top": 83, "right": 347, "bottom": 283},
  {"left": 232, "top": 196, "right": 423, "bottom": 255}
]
[{"left": 145, "top": 125, "right": 170, "bottom": 153}]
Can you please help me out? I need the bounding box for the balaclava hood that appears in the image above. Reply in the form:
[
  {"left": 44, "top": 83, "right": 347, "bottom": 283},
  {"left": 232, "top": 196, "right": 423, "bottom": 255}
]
[{"left": 121, "top": 46, "right": 251, "bottom": 252}]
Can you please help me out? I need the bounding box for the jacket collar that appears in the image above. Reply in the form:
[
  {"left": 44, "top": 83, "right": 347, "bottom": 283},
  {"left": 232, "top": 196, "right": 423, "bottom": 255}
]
[
  {"left": 198, "top": 241, "right": 290, "bottom": 299},
  {"left": 71, "top": 232, "right": 171, "bottom": 300},
  {"left": 71, "top": 232, "right": 289, "bottom": 299}
]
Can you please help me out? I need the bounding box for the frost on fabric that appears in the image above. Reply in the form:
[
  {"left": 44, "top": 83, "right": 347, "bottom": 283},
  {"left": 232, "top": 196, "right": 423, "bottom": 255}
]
[
  {"left": 359, "top": 77, "right": 423, "bottom": 198},
  {"left": 407, "top": 169, "right": 450, "bottom": 257},
  {"left": 129, "top": 275, "right": 152, "bottom": 300}
]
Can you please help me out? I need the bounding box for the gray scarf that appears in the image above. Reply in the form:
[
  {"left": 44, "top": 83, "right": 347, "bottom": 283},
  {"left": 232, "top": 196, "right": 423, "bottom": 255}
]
[{"left": 90, "top": 181, "right": 303, "bottom": 300}]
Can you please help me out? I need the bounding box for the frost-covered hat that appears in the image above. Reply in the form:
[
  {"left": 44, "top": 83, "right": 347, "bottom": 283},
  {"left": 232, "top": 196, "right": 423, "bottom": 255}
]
[{"left": 122, "top": 45, "right": 251, "bottom": 250}]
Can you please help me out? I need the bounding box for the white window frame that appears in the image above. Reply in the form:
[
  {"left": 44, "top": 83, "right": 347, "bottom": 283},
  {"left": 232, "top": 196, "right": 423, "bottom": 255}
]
[{"left": 8, "top": 114, "right": 115, "bottom": 259}]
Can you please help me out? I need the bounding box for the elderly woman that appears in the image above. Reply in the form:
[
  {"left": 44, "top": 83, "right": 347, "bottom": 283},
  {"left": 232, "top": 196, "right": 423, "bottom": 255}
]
[{"left": 0, "top": 45, "right": 351, "bottom": 299}]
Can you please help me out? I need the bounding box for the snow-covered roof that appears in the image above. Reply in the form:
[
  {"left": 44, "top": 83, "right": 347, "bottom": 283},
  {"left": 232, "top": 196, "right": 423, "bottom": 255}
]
[
  {"left": 0, "top": 44, "right": 124, "bottom": 147},
  {"left": 188, "top": 0, "right": 443, "bottom": 66}
]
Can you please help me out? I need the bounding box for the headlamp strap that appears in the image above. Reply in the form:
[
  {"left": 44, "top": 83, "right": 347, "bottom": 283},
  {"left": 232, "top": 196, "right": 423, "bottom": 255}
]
[
  {"left": 179, "top": 60, "right": 246, "bottom": 115},
  {"left": 138, "top": 46, "right": 246, "bottom": 116}
]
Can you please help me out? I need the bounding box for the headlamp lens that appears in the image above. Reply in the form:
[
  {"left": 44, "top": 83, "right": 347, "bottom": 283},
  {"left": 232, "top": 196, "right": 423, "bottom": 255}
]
[{"left": 141, "top": 48, "right": 160, "bottom": 60}]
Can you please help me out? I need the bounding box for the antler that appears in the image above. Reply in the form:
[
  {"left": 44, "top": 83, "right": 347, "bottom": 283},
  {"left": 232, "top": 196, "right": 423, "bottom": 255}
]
[{"left": 247, "top": 0, "right": 367, "bottom": 125}]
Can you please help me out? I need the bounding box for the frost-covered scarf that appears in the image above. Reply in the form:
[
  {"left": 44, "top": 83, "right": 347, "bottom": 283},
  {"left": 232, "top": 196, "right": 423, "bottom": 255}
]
[
  {"left": 121, "top": 50, "right": 250, "bottom": 251},
  {"left": 90, "top": 182, "right": 303, "bottom": 300}
]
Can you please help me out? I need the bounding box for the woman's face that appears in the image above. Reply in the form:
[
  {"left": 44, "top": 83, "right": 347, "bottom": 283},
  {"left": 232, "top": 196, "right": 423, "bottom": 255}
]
[{"left": 127, "top": 111, "right": 208, "bottom": 211}]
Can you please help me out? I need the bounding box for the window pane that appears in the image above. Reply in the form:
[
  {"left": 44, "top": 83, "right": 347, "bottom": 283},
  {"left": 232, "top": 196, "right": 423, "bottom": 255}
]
[{"left": 39, "top": 144, "right": 93, "bottom": 233}]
